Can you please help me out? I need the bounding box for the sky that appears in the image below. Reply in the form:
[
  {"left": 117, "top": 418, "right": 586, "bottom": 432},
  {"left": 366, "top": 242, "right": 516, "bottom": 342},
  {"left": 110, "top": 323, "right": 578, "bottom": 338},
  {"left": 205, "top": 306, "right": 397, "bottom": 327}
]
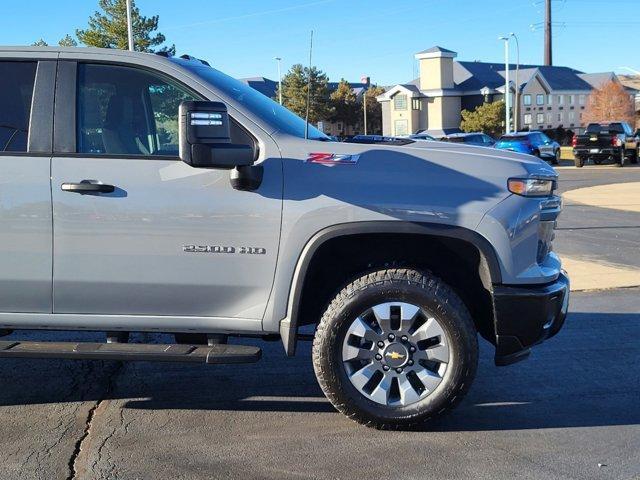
[{"left": 1, "top": 0, "right": 636, "bottom": 86}]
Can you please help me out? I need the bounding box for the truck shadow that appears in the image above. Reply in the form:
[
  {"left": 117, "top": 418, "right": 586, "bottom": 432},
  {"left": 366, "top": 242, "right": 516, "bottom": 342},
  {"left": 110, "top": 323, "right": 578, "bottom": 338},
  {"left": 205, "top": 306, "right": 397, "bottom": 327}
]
[{"left": 0, "top": 310, "right": 637, "bottom": 432}]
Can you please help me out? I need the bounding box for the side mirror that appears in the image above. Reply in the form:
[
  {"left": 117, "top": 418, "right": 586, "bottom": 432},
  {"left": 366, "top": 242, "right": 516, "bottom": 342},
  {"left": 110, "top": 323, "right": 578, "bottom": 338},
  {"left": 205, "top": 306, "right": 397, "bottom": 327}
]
[{"left": 179, "top": 101, "right": 254, "bottom": 169}]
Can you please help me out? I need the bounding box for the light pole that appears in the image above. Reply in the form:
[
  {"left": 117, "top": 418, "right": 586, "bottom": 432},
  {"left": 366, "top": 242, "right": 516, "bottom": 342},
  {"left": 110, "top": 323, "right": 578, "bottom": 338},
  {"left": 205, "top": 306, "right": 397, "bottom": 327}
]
[
  {"left": 274, "top": 57, "right": 283, "bottom": 105},
  {"left": 499, "top": 36, "right": 511, "bottom": 134},
  {"left": 126, "top": 0, "right": 134, "bottom": 51},
  {"left": 509, "top": 33, "right": 520, "bottom": 132}
]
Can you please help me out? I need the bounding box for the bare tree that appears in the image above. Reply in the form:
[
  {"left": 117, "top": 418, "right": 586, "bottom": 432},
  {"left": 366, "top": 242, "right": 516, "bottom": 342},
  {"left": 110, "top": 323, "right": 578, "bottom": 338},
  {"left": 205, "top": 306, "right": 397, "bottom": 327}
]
[{"left": 583, "top": 80, "right": 634, "bottom": 124}]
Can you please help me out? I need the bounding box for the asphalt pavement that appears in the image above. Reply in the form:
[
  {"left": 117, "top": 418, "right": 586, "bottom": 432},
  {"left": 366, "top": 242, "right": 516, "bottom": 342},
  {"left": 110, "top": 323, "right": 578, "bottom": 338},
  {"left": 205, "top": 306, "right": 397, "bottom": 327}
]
[
  {"left": 0, "top": 165, "right": 638, "bottom": 480},
  {"left": 554, "top": 164, "right": 640, "bottom": 269},
  {"left": 0, "top": 285, "right": 638, "bottom": 480}
]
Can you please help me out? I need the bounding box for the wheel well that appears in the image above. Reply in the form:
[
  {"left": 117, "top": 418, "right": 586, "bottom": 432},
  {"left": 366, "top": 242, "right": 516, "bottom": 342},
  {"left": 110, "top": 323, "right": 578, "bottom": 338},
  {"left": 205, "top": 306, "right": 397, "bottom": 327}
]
[{"left": 296, "top": 233, "right": 496, "bottom": 344}]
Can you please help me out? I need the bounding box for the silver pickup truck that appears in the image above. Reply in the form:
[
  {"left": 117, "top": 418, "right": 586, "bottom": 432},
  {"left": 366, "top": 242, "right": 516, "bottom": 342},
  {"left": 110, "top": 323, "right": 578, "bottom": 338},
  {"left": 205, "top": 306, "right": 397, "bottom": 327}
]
[{"left": 0, "top": 46, "right": 568, "bottom": 429}]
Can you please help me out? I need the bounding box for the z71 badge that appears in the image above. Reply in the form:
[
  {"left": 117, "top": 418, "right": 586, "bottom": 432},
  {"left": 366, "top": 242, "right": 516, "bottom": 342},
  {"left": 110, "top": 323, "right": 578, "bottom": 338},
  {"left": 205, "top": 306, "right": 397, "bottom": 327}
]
[{"left": 183, "top": 245, "right": 266, "bottom": 255}]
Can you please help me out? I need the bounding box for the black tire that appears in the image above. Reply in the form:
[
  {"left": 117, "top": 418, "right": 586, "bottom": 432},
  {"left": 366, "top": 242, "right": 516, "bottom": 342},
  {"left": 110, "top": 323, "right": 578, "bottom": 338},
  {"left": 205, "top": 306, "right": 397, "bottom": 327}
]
[
  {"left": 575, "top": 156, "right": 584, "bottom": 168},
  {"left": 552, "top": 149, "right": 560, "bottom": 165},
  {"left": 312, "top": 268, "right": 478, "bottom": 430},
  {"left": 631, "top": 149, "right": 639, "bottom": 165}
]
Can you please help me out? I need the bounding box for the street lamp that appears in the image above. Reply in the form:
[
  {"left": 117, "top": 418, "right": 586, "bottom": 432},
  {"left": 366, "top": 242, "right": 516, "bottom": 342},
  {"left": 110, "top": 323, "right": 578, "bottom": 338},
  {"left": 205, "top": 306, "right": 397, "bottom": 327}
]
[
  {"left": 274, "top": 57, "right": 283, "bottom": 105},
  {"left": 498, "top": 36, "right": 511, "bottom": 134},
  {"left": 509, "top": 33, "right": 520, "bottom": 132}
]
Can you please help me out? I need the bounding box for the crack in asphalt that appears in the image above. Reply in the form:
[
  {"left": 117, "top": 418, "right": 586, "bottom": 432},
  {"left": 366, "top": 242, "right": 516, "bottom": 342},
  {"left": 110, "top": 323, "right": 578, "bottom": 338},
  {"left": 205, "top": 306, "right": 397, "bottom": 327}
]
[{"left": 66, "top": 361, "right": 124, "bottom": 480}]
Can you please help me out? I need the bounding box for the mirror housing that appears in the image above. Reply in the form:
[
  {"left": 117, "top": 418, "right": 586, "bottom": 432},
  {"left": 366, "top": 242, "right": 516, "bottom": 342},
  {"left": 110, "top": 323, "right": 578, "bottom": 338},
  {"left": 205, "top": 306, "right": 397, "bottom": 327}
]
[{"left": 179, "top": 101, "right": 254, "bottom": 169}]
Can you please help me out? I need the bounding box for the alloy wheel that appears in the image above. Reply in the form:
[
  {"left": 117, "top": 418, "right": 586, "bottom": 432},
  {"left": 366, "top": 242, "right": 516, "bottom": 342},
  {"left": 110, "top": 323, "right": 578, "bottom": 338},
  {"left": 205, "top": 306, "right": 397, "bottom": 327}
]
[{"left": 341, "top": 302, "right": 450, "bottom": 407}]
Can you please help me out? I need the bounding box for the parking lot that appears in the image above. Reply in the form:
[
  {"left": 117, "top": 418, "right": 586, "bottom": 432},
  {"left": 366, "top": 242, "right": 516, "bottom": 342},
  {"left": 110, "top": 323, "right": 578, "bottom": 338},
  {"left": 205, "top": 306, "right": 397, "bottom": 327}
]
[{"left": 1, "top": 165, "right": 639, "bottom": 480}]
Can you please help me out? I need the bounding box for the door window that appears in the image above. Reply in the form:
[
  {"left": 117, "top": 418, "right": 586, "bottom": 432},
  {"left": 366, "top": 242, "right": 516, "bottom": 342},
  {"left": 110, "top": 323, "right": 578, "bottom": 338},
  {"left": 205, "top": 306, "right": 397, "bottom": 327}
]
[
  {"left": 77, "top": 63, "right": 196, "bottom": 156},
  {"left": 0, "top": 61, "right": 37, "bottom": 152}
]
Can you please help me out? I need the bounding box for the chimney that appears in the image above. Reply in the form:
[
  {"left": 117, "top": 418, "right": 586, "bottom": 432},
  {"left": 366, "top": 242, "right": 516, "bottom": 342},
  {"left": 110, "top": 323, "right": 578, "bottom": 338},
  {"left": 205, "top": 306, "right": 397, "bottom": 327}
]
[
  {"left": 544, "top": 0, "right": 552, "bottom": 66},
  {"left": 415, "top": 46, "right": 457, "bottom": 91}
]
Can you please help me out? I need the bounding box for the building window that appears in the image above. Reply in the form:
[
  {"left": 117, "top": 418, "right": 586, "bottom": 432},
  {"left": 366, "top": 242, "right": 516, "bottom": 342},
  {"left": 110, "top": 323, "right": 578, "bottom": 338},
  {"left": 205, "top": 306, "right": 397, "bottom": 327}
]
[
  {"left": 547, "top": 95, "right": 553, "bottom": 105},
  {"left": 568, "top": 111, "right": 575, "bottom": 121},
  {"left": 394, "top": 119, "right": 408, "bottom": 136},
  {"left": 393, "top": 94, "right": 407, "bottom": 110},
  {"left": 557, "top": 95, "right": 564, "bottom": 105},
  {"left": 524, "top": 113, "right": 532, "bottom": 125},
  {"left": 547, "top": 112, "right": 553, "bottom": 124},
  {"left": 557, "top": 112, "right": 563, "bottom": 122},
  {"left": 536, "top": 94, "right": 544, "bottom": 105},
  {"left": 536, "top": 113, "right": 544, "bottom": 124},
  {"left": 411, "top": 98, "right": 421, "bottom": 111},
  {"left": 523, "top": 94, "right": 531, "bottom": 106},
  {"left": 568, "top": 94, "right": 575, "bottom": 105},
  {"left": 579, "top": 94, "right": 586, "bottom": 105}
]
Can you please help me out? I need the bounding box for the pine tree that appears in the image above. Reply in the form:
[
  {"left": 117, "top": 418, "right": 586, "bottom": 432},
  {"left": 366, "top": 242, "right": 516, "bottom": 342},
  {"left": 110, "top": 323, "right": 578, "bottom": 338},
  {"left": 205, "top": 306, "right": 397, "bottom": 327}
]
[
  {"left": 276, "top": 64, "right": 331, "bottom": 124},
  {"left": 363, "top": 85, "right": 386, "bottom": 134},
  {"left": 329, "top": 79, "right": 359, "bottom": 131},
  {"left": 77, "top": 0, "right": 174, "bottom": 54},
  {"left": 31, "top": 39, "right": 48, "bottom": 47},
  {"left": 58, "top": 34, "right": 78, "bottom": 47}
]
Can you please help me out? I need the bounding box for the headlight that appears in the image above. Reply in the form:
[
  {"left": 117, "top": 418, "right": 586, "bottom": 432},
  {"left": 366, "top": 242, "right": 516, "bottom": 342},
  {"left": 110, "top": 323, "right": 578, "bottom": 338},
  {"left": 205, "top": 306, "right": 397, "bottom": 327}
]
[{"left": 508, "top": 178, "right": 555, "bottom": 197}]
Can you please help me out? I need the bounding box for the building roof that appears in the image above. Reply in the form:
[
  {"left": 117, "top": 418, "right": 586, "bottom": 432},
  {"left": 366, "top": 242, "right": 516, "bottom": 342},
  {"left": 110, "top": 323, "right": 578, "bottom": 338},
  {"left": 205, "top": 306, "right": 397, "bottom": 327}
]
[
  {"left": 453, "top": 61, "right": 591, "bottom": 93},
  {"left": 388, "top": 47, "right": 619, "bottom": 98},
  {"left": 416, "top": 46, "right": 456, "bottom": 55},
  {"left": 578, "top": 72, "right": 617, "bottom": 89}
]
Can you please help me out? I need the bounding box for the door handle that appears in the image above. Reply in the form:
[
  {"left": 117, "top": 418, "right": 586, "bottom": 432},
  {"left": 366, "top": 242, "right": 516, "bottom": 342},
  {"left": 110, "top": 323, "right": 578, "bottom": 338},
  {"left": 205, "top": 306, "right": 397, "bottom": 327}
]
[{"left": 61, "top": 180, "right": 115, "bottom": 194}]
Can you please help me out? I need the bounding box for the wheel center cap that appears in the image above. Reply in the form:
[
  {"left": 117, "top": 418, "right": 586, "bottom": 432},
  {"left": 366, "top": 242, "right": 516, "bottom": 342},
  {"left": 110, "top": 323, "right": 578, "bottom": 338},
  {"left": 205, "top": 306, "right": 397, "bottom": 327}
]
[{"left": 382, "top": 343, "right": 409, "bottom": 368}]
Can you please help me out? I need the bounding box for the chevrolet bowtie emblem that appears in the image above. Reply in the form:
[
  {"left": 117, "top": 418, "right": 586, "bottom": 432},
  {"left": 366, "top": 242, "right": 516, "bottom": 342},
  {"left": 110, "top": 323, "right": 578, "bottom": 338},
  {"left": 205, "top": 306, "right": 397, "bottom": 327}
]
[{"left": 386, "top": 351, "right": 405, "bottom": 360}]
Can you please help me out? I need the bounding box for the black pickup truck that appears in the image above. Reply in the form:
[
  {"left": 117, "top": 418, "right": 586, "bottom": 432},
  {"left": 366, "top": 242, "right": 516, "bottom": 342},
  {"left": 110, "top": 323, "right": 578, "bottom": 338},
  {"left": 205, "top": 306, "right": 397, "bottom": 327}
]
[{"left": 572, "top": 122, "right": 639, "bottom": 167}]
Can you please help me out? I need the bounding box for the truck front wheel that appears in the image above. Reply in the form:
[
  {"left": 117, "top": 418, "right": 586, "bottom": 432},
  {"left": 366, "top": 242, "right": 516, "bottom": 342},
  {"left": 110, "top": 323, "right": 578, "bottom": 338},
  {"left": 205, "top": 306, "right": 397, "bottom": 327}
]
[{"left": 312, "top": 268, "right": 478, "bottom": 429}]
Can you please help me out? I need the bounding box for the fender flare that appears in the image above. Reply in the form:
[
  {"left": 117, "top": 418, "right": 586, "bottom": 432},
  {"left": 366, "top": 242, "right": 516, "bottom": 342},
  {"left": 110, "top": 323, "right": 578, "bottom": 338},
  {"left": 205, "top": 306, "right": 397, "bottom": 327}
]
[{"left": 279, "top": 221, "right": 501, "bottom": 355}]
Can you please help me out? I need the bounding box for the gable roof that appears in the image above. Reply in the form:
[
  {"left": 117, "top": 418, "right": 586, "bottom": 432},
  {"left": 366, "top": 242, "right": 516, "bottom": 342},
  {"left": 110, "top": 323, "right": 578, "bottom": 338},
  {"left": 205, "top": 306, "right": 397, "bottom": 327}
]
[
  {"left": 578, "top": 72, "right": 616, "bottom": 89},
  {"left": 416, "top": 46, "right": 456, "bottom": 55},
  {"left": 535, "top": 65, "right": 591, "bottom": 90}
]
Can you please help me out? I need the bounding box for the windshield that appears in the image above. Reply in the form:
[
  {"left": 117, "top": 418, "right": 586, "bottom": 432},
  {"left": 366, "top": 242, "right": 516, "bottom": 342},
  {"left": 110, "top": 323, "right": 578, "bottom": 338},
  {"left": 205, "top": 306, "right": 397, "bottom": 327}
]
[
  {"left": 184, "top": 64, "right": 329, "bottom": 141},
  {"left": 586, "top": 123, "right": 624, "bottom": 134}
]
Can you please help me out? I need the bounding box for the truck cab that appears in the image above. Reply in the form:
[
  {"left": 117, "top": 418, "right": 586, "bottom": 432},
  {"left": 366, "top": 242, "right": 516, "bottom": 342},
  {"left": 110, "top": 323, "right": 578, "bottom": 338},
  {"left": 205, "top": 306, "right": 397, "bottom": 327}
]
[{"left": 0, "top": 46, "right": 568, "bottom": 429}]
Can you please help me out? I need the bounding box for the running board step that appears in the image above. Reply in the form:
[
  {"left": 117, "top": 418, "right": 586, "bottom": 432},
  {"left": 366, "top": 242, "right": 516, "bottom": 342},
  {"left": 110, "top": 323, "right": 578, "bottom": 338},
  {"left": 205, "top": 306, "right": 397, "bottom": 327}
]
[{"left": 0, "top": 341, "right": 261, "bottom": 364}]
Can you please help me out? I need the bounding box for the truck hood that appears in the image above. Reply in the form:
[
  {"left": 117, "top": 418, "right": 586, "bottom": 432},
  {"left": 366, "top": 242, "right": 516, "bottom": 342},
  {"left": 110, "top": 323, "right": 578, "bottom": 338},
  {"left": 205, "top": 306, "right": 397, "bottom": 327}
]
[{"left": 278, "top": 135, "right": 557, "bottom": 181}]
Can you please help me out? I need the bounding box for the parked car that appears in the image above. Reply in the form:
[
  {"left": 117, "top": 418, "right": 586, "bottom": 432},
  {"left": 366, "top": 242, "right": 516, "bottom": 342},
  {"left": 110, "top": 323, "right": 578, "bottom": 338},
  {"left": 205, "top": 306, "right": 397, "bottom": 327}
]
[
  {"left": 407, "top": 133, "right": 436, "bottom": 141},
  {"left": 345, "top": 134, "right": 413, "bottom": 145},
  {"left": 495, "top": 132, "right": 561, "bottom": 164},
  {"left": 442, "top": 132, "right": 496, "bottom": 147},
  {"left": 572, "top": 122, "right": 639, "bottom": 168},
  {"left": 0, "top": 46, "right": 568, "bottom": 429}
]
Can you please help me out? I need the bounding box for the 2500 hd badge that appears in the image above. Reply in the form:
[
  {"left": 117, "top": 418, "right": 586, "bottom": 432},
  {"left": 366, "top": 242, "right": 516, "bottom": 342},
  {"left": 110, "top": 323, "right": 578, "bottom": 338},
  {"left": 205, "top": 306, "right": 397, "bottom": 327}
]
[{"left": 183, "top": 245, "right": 267, "bottom": 255}]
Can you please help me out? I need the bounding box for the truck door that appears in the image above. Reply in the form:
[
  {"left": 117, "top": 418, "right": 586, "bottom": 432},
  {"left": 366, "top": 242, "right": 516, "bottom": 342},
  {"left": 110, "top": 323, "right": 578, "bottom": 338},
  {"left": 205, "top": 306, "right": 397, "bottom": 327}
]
[
  {"left": 50, "top": 62, "right": 282, "bottom": 321},
  {"left": 0, "top": 60, "right": 54, "bottom": 313}
]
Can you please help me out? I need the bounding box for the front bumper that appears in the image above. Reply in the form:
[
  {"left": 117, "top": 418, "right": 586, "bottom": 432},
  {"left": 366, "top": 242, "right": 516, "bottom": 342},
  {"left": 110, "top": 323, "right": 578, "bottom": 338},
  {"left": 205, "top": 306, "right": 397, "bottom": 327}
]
[{"left": 492, "top": 272, "right": 569, "bottom": 366}]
